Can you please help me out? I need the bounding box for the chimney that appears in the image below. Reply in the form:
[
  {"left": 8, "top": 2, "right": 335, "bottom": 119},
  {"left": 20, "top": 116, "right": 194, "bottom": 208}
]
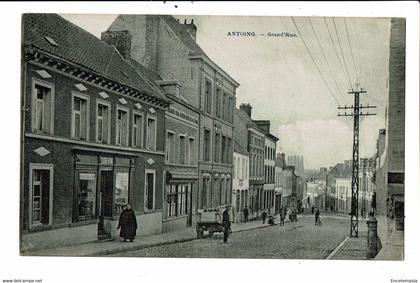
[
  {"left": 239, "top": 103, "right": 252, "bottom": 117},
  {"left": 184, "top": 19, "right": 197, "bottom": 41},
  {"left": 254, "top": 120, "right": 271, "bottom": 133},
  {"left": 157, "top": 80, "right": 182, "bottom": 98},
  {"left": 101, "top": 30, "right": 132, "bottom": 60}
]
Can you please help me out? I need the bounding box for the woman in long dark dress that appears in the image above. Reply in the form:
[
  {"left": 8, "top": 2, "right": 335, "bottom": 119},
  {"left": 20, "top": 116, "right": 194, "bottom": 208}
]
[{"left": 117, "top": 204, "right": 137, "bottom": 242}]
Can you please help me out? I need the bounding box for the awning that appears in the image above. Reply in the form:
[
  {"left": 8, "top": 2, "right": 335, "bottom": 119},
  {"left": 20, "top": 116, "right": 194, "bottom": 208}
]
[
  {"left": 275, "top": 187, "right": 283, "bottom": 193},
  {"left": 167, "top": 171, "right": 198, "bottom": 182},
  {"left": 79, "top": 173, "right": 96, "bottom": 181},
  {"left": 71, "top": 146, "right": 140, "bottom": 157}
]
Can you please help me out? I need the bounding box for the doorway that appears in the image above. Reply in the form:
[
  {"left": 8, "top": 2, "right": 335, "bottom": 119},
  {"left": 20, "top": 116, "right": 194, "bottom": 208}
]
[{"left": 98, "top": 170, "right": 113, "bottom": 237}]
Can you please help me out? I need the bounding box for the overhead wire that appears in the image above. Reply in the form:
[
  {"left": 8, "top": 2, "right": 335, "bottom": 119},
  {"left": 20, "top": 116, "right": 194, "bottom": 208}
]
[
  {"left": 291, "top": 17, "right": 340, "bottom": 106},
  {"left": 308, "top": 17, "right": 346, "bottom": 103},
  {"left": 344, "top": 18, "right": 360, "bottom": 87},
  {"left": 333, "top": 18, "right": 354, "bottom": 91}
]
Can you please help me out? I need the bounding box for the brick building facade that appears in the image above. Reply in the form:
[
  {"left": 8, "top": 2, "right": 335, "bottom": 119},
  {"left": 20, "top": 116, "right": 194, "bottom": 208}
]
[{"left": 21, "top": 14, "right": 170, "bottom": 251}]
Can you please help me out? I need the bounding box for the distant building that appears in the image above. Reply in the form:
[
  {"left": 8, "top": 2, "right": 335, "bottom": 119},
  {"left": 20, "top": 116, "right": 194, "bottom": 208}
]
[
  {"left": 286, "top": 155, "right": 304, "bottom": 175},
  {"left": 234, "top": 105, "right": 265, "bottom": 220},
  {"left": 232, "top": 141, "right": 250, "bottom": 222},
  {"left": 254, "top": 120, "right": 278, "bottom": 215}
]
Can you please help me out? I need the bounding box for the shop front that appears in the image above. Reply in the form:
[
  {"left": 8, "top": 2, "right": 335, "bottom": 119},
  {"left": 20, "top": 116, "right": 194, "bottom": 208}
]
[
  {"left": 163, "top": 171, "right": 197, "bottom": 233},
  {"left": 72, "top": 148, "right": 136, "bottom": 239}
]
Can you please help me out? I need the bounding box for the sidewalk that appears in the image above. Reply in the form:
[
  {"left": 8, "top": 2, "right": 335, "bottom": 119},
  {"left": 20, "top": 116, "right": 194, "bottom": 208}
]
[
  {"left": 329, "top": 219, "right": 369, "bottom": 260},
  {"left": 26, "top": 218, "right": 285, "bottom": 257},
  {"left": 375, "top": 230, "right": 404, "bottom": 260}
]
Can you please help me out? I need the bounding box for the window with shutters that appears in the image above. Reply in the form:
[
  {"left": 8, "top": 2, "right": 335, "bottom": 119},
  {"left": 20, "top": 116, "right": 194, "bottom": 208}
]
[
  {"left": 72, "top": 93, "right": 89, "bottom": 141},
  {"left": 32, "top": 79, "right": 55, "bottom": 134},
  {"left": 116, "top": 107, "right": 129, "bottom": 146},
  {"left": 146, "top": 116, "right": 157, "bottom": 150},
  {"left": 29, "top": 164, "right": 53, "bottom": 228},
  {"left": 179, "top": 135, "right": 186, "bottom": 165},
  {"left": 96, "top": 101, "right": 110, "bottom": 144},
  {"left": 132, "top": 112, "right": 144, "bottom": 148},
  {"left": 188, "top": 137, "right": 196, "bottom": 165},
  {"left": 166, "top": 131, "right": 175, "bottom": 163}
]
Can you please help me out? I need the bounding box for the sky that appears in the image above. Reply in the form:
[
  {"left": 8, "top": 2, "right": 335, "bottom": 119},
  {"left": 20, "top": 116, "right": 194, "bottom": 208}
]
[{"left": 62, "top": 14, "right": 391, "bottom": 169}]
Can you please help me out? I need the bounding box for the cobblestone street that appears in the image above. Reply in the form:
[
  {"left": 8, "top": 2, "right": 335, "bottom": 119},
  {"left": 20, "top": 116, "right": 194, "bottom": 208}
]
[{"left": 110, "top": 214, "right": 350, "bottom": 259}]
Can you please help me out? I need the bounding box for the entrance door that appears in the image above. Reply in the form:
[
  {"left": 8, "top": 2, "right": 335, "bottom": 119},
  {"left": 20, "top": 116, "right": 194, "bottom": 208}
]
[
  {"left": 187, "top": 184, "right": 193, "bottom": 227},
  {"left": 98, "top": 170, "right": 113, "bottom": 236}
]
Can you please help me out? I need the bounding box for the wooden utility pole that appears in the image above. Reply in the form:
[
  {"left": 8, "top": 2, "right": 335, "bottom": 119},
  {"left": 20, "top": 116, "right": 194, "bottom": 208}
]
[{"left": 338, "top": 87, "right": 376, "bottom": 237}]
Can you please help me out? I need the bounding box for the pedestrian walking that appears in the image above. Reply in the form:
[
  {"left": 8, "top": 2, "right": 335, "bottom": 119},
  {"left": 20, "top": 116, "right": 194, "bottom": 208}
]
[
  {"left": 117, "top": 204, "right": 137, "bottom": 242},
  {"left": 280, "top": 209, "right": 285, "bottom": 226},
  {"left": 243, "top": 206, "right": 249, "bottom": 223},
  {"left": 262, "top": 211, "right": 267, "bottom": 224},
  {"left": 315, "top": 207, "right": 320, "bottom": 226},
  {"left": 222, "top": 206, "right": 231, "bottom": 243}
]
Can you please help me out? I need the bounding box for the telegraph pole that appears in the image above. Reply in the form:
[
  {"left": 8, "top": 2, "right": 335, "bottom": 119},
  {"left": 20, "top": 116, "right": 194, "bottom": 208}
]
[{"left": 338, "top": 87, "right": 376, "bottom": 237}]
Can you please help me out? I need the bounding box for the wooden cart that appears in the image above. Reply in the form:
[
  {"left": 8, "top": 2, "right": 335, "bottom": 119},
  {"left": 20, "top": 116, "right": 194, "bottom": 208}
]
[{"left": 196, "top": 210, "right": 230, "bottom": 239}]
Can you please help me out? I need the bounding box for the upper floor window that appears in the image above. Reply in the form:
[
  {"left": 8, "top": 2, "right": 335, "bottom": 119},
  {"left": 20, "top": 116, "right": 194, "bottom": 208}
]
[
  {"left": 204, "top": 129, "right": 211, "bottom": 161},
  {"left": 222, "top": 93, "right": 227, "bottom": 120},
  {"left": 32, "top": 79, "right": 55, "bottom": 134},
  {"left": 96, "top": 101, "right": 110, "bottom": 144},
  {"left": 132, "top": 112, "right": 144, "bottom": 148},
  {"left": 146, "top": 116, "right": 157, "bottom": 150},
  {"left": 116, "top": 107, "right": 129, "bottom": 146},
  {"left": 188, "top": 137, "right": 196, "bottom": 165},
  {"left": 166, "top": 131, "right": 175, "bottom": 163},
  {"left": 179, "top": 135, "right": 186, "bottom": 165},
  {"left": 72, "top": 93, "right": 89, "bottom": 141},
  {"left": 221, "top": 136, "right": 227, "bottom": 163},
  {"left": 229, "top": 96, "right": 234, "bottom": 123},
  {"left": 214, "top": 133, "right": 220, "bottom": 162},
  {"left": 215, "top": 88, "right": 221, "bottom": 118},
  {"left": 205, "top": 80, "right": 212, "bottom": 114}
]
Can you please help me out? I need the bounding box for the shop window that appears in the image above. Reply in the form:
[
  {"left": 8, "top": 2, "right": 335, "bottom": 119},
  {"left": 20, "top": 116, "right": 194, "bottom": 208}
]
[
  {"left": 188, "top": 137, "right": 195, "bottom": 165},
  {"left": 96, "top": 102, "right": 110, "bottom": 144},
  {"left": 177, "top": 185, "right": 188, "bottom": 216},
  {"left": 132, "top": 112, "right": 144, "bottom": 148},
  {"left": 32, "top": 80, "right": 55, "bottom": 134},
  {"left": 72, "top": 93, "right": 89, "bottom": 141},
  {"left": 166, "top": 131, "right": 175, "bottom": 163},
  {"left": 115, "top": 172, "right": 129, "bottom": 215},
  {"left": 29, "top": 164, "right": 53, "bottom": 228},
  {"left": 145, "top": 170, "right": 155, "bottom": 211},
  {"left": 179, "top": 135, "right": 186, "bottom": 165},
  {"left": 146, "top": 116, "right": 157, "bottom": 150},
  {"left": 166, "top": 185, "right": 177, "bottom": 218},
  {"left": 116, "top": 107, "right": 129, "bottom": 146},
  {"left": 77, "top": 172, "right": 97, "bottom": 220}
]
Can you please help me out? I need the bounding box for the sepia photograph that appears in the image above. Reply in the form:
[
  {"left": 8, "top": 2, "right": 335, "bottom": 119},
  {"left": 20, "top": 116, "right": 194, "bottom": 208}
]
[
  {"left": 1, "top": 2, "right": 419, "bottom": 283},
  {"left": 20, "top": 12, "right": 404, "bottom": 260}
]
